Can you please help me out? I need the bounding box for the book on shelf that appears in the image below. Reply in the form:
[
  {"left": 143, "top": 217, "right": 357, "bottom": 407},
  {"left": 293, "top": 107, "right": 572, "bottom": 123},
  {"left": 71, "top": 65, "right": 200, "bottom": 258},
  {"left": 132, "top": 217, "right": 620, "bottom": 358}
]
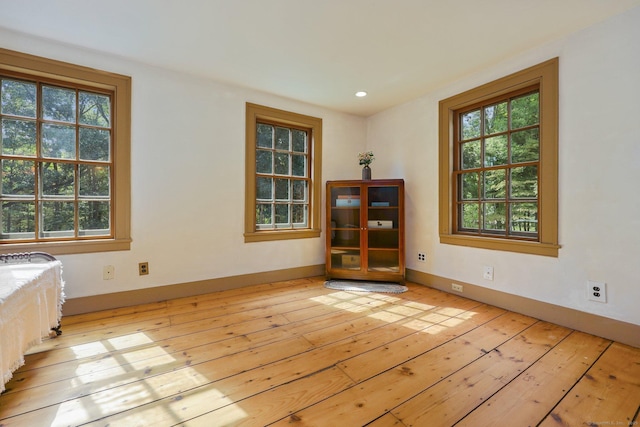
[{"left": 370, "top": 201, "right": 390, "bottom": 207}]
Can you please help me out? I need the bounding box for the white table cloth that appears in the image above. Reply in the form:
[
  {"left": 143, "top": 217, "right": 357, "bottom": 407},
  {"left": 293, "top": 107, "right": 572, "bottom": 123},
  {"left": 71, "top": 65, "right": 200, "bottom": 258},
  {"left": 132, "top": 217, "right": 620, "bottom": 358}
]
[{"left": 0, "top": 261, "right": 64, "bottom": 392}]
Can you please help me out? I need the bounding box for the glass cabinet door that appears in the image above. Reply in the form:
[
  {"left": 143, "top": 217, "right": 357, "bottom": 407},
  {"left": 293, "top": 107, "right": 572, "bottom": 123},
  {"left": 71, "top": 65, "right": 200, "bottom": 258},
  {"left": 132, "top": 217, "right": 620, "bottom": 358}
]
[
  {"left": 329, "top": 185, "right": 361, "bottom": 271},
  {"left": 366, "top": 185, "right": 400, "bottom": 273}
]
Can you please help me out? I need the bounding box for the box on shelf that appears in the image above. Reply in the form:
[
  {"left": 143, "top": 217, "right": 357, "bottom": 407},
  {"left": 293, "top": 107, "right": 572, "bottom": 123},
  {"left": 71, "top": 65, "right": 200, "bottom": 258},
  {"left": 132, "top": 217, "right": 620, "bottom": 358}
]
[
  {"left": 336, "top": 197, "right": 360, "bottom": 207},
  {"left": 367, "top": 220, "right": 393, "bottom": 229},
  {"left": 341, "top": 254, "right": 360, "bottom": 268}
]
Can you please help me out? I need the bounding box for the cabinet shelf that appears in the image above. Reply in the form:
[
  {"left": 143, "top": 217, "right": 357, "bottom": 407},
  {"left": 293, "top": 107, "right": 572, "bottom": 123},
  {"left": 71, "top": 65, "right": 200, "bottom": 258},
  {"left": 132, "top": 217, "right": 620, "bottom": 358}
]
[{"left": 326, "top": 179, "right": 405, "bottom": 282}]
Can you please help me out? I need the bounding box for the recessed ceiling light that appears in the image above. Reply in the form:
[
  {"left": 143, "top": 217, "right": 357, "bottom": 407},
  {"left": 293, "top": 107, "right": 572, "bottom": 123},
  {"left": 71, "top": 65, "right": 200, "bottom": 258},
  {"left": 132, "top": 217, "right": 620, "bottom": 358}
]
[{"left": 355, "top": 91, "right": 368, "bottom": 97}]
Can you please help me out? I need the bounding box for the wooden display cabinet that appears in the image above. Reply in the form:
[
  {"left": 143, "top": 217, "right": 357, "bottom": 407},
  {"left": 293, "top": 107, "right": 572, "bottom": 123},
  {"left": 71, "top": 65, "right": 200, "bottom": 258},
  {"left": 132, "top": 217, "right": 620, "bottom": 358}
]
[{"left": 326, "top": 179, "right": 405, "bottom": 282}]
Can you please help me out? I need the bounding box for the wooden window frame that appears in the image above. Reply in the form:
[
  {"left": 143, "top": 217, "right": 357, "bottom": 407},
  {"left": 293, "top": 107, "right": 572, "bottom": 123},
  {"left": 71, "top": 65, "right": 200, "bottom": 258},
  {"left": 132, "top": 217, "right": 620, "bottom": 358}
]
[
  {"left": 245, "top": 103, "right": 322, "bottom": 242},
  {"left": 439, "top": 58, "right": 560, "bottom": 257},
  {"left": 0, "top": 48, "right": 131, "bottom": 255}
]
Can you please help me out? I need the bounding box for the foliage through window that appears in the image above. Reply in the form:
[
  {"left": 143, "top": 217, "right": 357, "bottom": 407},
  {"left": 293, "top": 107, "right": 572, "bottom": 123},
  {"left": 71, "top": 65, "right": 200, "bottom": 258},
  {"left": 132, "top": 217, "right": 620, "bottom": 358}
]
[
  {"left": 1, "top": 78, "right": 113, "bottom": 240},
  {"left": 439, "top": 58, "right": 559, "bottom": 257},
  {"left": 245, "top": 103, "right": 322, "bottom": 242},
  {"left": 256, "top": 122, "right": 309, "bottom": 229},
  {"left": 456, "top": 89, "right": 540, "bottom": 239},
  {"left": 0, "top": 48, "right": 131, "bottom": 254}
]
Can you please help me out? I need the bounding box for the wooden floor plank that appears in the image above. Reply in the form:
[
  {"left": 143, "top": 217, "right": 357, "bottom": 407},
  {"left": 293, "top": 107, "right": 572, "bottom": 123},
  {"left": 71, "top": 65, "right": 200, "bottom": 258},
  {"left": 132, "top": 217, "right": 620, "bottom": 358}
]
[
  {"left": 4, "top": 313, "right": 290, "bottom": 396},
  {"left": 338, "top": 304, "right": 506, "bottom": 383},
  {"left": 539, "top": 342, "right": 640, "bottom": 427},
  {"left": 1, "top": 277, "right": 638, "bottom": 427},
  {"left": 456, "top": 331, "right": 611, "bottom": 427},
  {"left": 391, "top": 321, "right": 571, "bottom": 426},
  {"left": 365, "top": 413, "right": 406, "bottom": 427},
  {"left": 0, "top": 336, "right": 314, "bottom": 426},
  {"left": 102, "top": 366, "right": 354, "bottom": 427},
  {"left": 270, "top": 312, "right": 537, "bottom": 426}
]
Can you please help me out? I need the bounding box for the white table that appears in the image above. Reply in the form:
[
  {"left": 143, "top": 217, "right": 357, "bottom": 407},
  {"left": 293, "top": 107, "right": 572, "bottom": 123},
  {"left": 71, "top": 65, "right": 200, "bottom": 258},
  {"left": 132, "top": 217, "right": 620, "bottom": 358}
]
[{"left": 0, "top": 260, "right": 64, "bottom": 392}]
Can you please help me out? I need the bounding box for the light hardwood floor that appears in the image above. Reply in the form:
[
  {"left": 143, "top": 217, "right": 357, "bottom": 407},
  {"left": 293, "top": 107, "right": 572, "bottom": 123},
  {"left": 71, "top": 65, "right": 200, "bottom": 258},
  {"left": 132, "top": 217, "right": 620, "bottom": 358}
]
[{"left": 1, "top": 277, "right": 639, "bottom": 426}]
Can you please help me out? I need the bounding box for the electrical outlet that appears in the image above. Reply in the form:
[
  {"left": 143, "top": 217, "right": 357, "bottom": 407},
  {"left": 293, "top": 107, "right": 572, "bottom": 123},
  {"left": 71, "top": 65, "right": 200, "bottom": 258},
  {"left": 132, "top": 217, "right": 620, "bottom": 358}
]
[
  {"left": 451, "top": 283, "right": 463, "bottom": 292},
  {"left": 483, "top": 266, "right": 494, "bottom": 281},
  {"left": 418, "top": 252, "right": 426, "bottom": 263},
  {"left": 587, "top": 281, "right": 606, "bottom": 303},
  {"left": 103, "top": 265, "right": 114, "bottom": 280},
  {"left": 139, "top": 262, "right": 149, "bottom": 276}
]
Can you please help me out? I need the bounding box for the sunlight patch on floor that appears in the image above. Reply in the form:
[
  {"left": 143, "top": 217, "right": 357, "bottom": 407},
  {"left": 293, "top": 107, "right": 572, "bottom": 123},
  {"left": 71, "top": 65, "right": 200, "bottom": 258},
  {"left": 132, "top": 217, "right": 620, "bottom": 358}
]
[
  {"left": 311, "top": 290, "right": 477, "bottom": 335},
  {"left": 88, "top": 386, "right": 249, "bottom": 427},
  {"left": 121, "top": 346, "right": 177, "bottom": 369}
]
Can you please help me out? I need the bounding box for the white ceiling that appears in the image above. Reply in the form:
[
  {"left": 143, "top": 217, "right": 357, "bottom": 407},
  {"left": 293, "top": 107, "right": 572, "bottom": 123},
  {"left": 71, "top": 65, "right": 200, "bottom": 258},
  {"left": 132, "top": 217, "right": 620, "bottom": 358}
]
[{"left": 2, "top": 0, "right": 639, "bottom": 116}]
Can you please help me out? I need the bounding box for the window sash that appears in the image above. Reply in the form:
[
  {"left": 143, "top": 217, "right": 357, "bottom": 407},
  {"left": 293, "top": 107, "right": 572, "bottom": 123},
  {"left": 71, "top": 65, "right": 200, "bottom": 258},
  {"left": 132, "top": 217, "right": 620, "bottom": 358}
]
[
  {"left": 1, "top": 75, "right": 114, "bottom": 243},
  {"left": 438, "top": 58, "right": 559, "bottom": 257},
  {"left": 0, "top": 47, "right": 131, "bottom": 255},
  {"left": 244, "top": 103, "right": 322, "bottom": 242},
  {"left": 452, "top": 88, "right": 540, "bottom": 241}
]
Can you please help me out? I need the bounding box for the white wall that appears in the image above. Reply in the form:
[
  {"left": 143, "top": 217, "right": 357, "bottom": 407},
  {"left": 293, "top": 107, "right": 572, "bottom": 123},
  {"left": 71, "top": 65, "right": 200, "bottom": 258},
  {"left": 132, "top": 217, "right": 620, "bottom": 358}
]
[
  {"left": 367, "top": 7, "right": 640, "bottom": 326},
  {"left": 0, "top": 29, "right": 367, "bottom": 299},
  {"left": 2, "top": 6, "right": 638, "bottom": 327}
]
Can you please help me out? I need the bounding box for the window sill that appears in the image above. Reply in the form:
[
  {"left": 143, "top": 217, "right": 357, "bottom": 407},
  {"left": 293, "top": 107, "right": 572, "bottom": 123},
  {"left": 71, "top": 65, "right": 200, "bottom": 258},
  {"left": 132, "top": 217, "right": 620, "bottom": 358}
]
[
  {"left": 440, "top": 234, "right": 559, "bottom": 257},
  {"left": 244, "top": 229, "right": 321, "bottom": 243},
  {"left": 0, "top": 238, "right": 132, "bottom": 256}
]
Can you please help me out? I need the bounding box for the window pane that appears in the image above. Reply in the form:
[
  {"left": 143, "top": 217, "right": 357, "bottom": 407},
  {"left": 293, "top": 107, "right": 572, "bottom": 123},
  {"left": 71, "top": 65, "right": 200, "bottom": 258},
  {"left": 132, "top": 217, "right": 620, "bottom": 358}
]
[
  {"left": 2, "top": 159, "right": 35, "bottom": 195},
  {"left": 292, "top": 204, "right": 307, "bottom": 225},
  {"left": 275, "top": 178, "right": 289, "bottom": 201},
  {"left": 292, "top": 130, "right": 306, "bottom": 153},
  {"left": 41, "top": 162, "right": 75, "bottom": 196},
  {"left": 257, "top": 124, "right": 273, "bottom": 148},
  {"left": 256, "top": 177, "right": 273, "bottom": 200},
  {"left": 256, "top": 150, "right": 272, "bottom": 174},
  {"left": 79, "top": 200, "right": 110, "bottom": 233},
  {"left": 483, "top": 169, "right": 505, "bottom": 199},
  {"left": 79, "top": 128, "right": 110, "bottom": 161},
  {"left": 249, "top": 105, "right": 317, "bottom": 236},
  {"left": 292, "top": 154, "right": 306, "bottom": 177},
  {"left": 42, "top": 123, "right": 76, "bottom": 159},
  {"left": 274, "top": 152, "right": 289, "bottom": 175},
  {"left": 292, "top": 180, "right": 306, "bottom": 201},
  {"left": 275, "top": 127, "right": 290, "bottom": 151},
  {"left": 461, "top": 109, "right": 480, "bottom": 140},
  {"left": 461, "top": 140, "right": 480, "bottom": 169},
  {"left": 484, "top": 135, "right": 508, "bottom": 166},
  {"left": 42, "top": 86, "right": 76, "bottom": 123},
  {"left": 79, "top": 165, "right": 110, "bottom": 197},
  {"left": 511, "top": 166, "right": 538, "bottom": 198},
  {"left": 511, "top": 128, "right": 539, "bottom": 163},
  {"left": 256, "top": 204, "right": 272, "bottom": 225},
  {"left": 511, "top": 92, "right": 539, "bottom": 129},
  {"left": 460, "top": 203, "right": 480, "bottom": 229},
  {"left": 275, "top": 204, "right": 289, "bottom": 224},
  {"left": 484, "top": 202, "right": 506, "bottom": 231},
  {"left": 460, "top": 172, "right": 479, "bottom": 200},
  {"left": 484, "top": 102, "right": 508, "bottom": 135},
  {"left": 1, "top": 201, "right": 35, "bottom": 235},
  {"left": 1, "top": 79, "right": 36, "bottom": 118},
  {"left": 510, "top": 202, "right": 538, "bottom": 234},
  {"left": 2, "top": 118, "right": 36, "bottom": 156},
  {"left": 79, "top": 92, "right": 110, "bottom": 127},
  {"left": 41, "top": 201, "right": 74, "bottom": 235}
]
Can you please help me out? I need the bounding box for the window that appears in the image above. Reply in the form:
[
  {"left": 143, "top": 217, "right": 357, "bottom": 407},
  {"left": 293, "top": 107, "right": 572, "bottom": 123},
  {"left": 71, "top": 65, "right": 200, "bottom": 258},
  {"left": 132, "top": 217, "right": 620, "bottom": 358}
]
[
  {"left": 245, "top": 103, "right": 322, "bottom": 242},
  {"left": 0, "top": 48, "right": 131, "bottom": 255},
  {"left": 439, "top": 58, "right": 559, "bottom": 256}
]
